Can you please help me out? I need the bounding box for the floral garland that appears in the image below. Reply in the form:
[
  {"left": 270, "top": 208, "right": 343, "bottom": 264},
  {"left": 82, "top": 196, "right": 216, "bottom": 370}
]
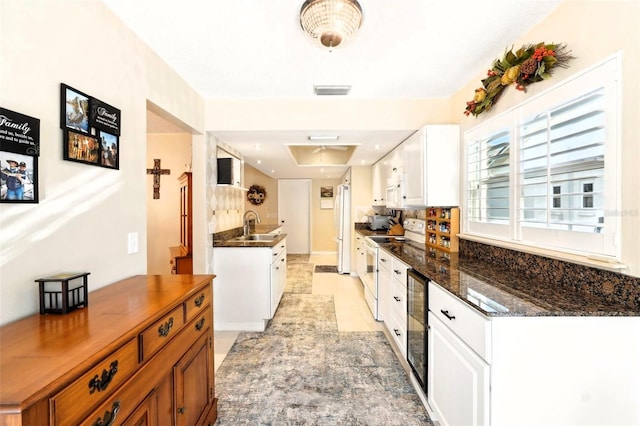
[{"left": 464, "top": 42, "right": 574, "bottom": 117}]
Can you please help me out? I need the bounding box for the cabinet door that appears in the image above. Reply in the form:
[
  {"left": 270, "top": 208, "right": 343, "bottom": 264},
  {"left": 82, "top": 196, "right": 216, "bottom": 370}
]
[
  {"left": 377, "top": 263, "right": 392, "bottom": 324},
  {"left": 174, "top": 332, "right": 213, "bottom": 426},
  {"left": 403, "top": 129, "right": 426, "bottom": 206},
  {"left": 428, "top": 312, "right": 490, "bottom": 426},
  {"left": 355, "top": 238, "right": 366, "bottom": 282},
  {"left": 270, "top": 251, "right": 287, "bottom": 317},
  {"left": 122, "top": 391, "right": 158, "bottom": 426},
  {"left": 371, "top": 162, "right": 385, "bottom": 205}
]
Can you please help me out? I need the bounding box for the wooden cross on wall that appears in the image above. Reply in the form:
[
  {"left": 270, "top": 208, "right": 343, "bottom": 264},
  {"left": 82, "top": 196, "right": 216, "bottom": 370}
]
[{"left": 146, "top": 159, "right": 170, "bottom": 199}]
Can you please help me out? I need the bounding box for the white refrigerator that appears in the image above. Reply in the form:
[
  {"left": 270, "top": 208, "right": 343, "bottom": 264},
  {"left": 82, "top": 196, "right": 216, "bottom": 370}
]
[{"left": 334, "top": 184, "right": 351, "bottom": 274}]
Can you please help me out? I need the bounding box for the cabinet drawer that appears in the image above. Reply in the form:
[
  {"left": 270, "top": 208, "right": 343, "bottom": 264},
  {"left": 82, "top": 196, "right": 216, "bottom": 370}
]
[
  {"left": 185, "top": 285, "right": 212, "bottom": 322},
  {"left": 387, "top": 308, "right": 407, "bottom": 357},
  {"left": 140, "top": 305, "right": 185, "bottom": 362},
  {"left": 378, "top": 250, "right": 392, "bottom": 271},
  {"left": 50, "top": 338, "right": 139, "bottom": 426},
  {"left": 390, "top": 276, "right": 407, "bottom": 321},
  {"left": 429, "top": 282, "right": 491, "bottom": 362},
  {"left": 391, "top": 257, "right": 409, "bottom": 285},
  {"left": 271, "top": 238, "right": 287, "bottom": 259}
]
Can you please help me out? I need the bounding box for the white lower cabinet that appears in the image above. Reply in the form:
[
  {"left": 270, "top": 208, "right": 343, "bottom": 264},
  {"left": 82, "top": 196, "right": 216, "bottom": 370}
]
[
  {"left": 214, "top": 238, "right": 287, "bottom": 331},
  {"left": 428, "top": 281, "right": 640, "bottom": 426},
  {"left": 355, "top": 235, "right": 367, "bottom": 283},
  {"left": 378, "top": 249, "right": 408, "bottom": 357},
  {"left": 428, "top": 311, "right": 490, "bottom": 426}
]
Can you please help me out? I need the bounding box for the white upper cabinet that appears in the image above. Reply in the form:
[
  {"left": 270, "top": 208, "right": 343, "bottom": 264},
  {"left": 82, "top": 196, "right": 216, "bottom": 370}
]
[
  {"left": 404, "top": 125, "right": 460, "bottom": 207},
  {"left": 371, "top": 161, "right": 385, "bottom": 206}
]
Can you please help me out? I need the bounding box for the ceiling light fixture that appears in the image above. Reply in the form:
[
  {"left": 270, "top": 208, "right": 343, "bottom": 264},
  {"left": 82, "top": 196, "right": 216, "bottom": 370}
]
[
  {"left": 308, "top": 135, "right": 339, "bottom": 141},
  {"left": 300, "top": 0, "right": 363, "bottom": 49},
  {"left": 313, "top": 85, "right": 351, "bottom": 96}
]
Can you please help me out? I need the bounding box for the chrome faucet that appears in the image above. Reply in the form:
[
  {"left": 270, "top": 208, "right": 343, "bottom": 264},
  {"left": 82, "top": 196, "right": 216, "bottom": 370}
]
[{"left": 243, "top": 209, "right": 261, "bottom": 236}]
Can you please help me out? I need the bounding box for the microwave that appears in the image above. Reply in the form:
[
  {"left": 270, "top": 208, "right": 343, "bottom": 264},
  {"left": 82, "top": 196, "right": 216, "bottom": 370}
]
[{"left": 386, "top": 175, "right": 406, "bottom": 208}]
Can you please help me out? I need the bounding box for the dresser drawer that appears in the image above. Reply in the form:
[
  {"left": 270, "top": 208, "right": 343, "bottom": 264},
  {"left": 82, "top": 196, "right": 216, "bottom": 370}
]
[
  {"left": 387, "top": 308, "right": 407, "bottom": 357},
  {"left": 50, "top": 338, "right": 139, "bottom": 426},
  {"left": 185, "top": 285, "right": 212, "bottom": 322},
  {"left": 139, "top": 305, "right": 185, "bottom": 362},
  {"left": 429, "top": 281, "right": 491, "bottom": 362}
]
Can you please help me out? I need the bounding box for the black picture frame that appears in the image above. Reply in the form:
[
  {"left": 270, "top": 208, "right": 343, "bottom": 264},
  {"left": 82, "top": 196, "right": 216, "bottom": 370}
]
[
  {"left": 60, "top": 84, "right": 90, "bottom": 134},
  {"left": 63, "top": 129, "right": 100, "bottom": 166},
  {"left": 98, "top": 130, "right": 119, "bottom": 169},
  {"left": 90, "top": 97, "right": 121, "bottom": 136},
  {"left": 0, "top": 107, "right": 41, "bottom": 156},
  {"left": 0, "top": 150, "right": 38, "bottom": 203}
]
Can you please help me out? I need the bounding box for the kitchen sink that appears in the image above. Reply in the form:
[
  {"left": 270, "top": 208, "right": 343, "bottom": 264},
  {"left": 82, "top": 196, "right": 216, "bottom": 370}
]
[{"left": 230, "top": 234, "right": 279, "bottom": 242}]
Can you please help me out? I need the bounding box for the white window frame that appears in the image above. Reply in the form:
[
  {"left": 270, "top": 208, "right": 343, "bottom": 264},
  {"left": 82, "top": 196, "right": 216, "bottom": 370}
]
[{"left": 462, "top": 54, "right": 621, "bottom": 261}]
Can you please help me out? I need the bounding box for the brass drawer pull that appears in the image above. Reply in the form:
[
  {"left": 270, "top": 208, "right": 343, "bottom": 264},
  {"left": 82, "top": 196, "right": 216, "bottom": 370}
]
[
  {"left": 194, "top": 294, "right": 205, "bottom": 307},
  {"left": 195, "top": 318, "right": 206, "bottom": 331},
  {"left": 158, "top": 317, "right": 174, "bottom": 337},
  {"left": 92, "top": 400, "right": 120, "bottom": 426},
  {"left": 88, "top": 360, "right": 119, "bottom": 394}
]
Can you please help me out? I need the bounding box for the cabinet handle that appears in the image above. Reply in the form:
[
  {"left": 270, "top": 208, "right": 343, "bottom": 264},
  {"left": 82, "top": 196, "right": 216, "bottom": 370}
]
[
  {"left": 273, "top": 253, "right": 278, "bottom": 256},
  {"left": 177, "top": 407, "right": 186, "bottom": 414},
  {"left": 393, "top": 329, "right": 401, "bottom": 336},
  {"left": 91, "top": 400, "right": 120, "bottom": 426},
  {"left": 393, "top": 296, "right": 401, "bottom": 302},
  {"left": 88, "top": 360, "right": 119, "bottom": 394},
  {"left": 281, "top": 258, "right": 285, "bottom": 262},
  {"left": 394, "top": 269, "right": 401, "bottom": 275},
  {"left": 158, "top": 317, "right": 174, "bottom": 337},
  {"left": 440, "top": 309, "right": 456, "bottom": 320},
  {"left": 194, "top": 294, "right": 205, "bottom": 307},
  {"left": 380, "top": 258, "right": 387, "bottom": 262},
  {"left": 195, "top": 318, "right": 206, "bottom": 331}
]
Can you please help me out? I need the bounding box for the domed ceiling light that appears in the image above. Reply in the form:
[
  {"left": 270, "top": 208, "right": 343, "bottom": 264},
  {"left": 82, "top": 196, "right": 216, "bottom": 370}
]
[{"left": 300, "top": 0, "right": 363, "bottom": 49}]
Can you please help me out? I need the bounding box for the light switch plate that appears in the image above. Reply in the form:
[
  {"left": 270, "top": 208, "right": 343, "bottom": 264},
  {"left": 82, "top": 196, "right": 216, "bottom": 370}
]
[{"left": 127, "top": 232, "right": 139, "bottom": 254}]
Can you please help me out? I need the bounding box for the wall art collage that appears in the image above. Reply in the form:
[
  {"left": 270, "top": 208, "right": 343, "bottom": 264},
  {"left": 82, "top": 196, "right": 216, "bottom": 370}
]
[{"left": 60, "top": 83, "right": 121, "bottom": 170}]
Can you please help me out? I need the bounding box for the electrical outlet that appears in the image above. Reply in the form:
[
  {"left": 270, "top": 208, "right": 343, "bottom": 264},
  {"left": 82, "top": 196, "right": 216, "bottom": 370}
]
[{"left": 127, "top": 232, "right": 139, "bottom": 254}]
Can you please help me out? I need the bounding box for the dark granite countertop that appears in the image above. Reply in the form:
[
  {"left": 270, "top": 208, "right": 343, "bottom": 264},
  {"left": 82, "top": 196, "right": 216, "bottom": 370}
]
[{"left": 356, "top": 230, "right": 639, "bottom": 318}]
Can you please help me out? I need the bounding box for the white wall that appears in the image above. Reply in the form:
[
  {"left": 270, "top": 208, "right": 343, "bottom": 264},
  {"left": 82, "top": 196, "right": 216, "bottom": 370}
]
[{"left": 0, "top": 0, "right": 204, "bottom": 325}]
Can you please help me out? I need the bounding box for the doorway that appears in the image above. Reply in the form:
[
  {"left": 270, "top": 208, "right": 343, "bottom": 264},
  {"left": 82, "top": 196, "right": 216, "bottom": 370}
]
[{"left": 278, "top": 179, "right": 311, "bottom": 254}]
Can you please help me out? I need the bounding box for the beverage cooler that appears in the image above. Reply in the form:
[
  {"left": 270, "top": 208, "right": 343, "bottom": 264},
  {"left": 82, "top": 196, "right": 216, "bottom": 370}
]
[{"left": 407, "top": 269, "right": 429, "bottom": 393}]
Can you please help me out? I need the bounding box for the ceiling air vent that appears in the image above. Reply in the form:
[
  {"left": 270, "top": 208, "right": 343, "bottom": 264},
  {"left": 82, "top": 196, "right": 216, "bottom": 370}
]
[{"left": 313, "top": 85, "right": 351, "bottom": 96}]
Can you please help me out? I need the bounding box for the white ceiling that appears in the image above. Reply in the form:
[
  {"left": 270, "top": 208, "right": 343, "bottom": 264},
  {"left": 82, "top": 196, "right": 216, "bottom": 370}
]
[{"left": 103, "top": 0, "right": 562, "bottom": 179}]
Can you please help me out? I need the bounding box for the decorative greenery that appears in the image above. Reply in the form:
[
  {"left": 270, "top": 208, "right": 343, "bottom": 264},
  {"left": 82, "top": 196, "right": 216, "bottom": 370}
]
[{"left": 464, "top": 42, "right": 574, "bottom": 117}]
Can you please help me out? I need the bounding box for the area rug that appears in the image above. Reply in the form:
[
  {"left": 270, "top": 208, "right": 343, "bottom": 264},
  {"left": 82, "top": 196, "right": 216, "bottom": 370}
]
[
  {"left": 314, "top": 265, "right": 338, "bottom": 273},
  {"left": 215, "top": 271, "right": 432, "bottom": 425},
  {"left": 285, "top": 263, "right": 314, "bottom": 294},
  {"left": 287, "top": 254, "right": 311, "bottom": 264}
]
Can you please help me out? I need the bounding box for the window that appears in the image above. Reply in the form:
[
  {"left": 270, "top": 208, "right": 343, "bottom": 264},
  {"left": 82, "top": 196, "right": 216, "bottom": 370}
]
[{"left": 464, "top": 56, "right": 620, "bottom": 258}]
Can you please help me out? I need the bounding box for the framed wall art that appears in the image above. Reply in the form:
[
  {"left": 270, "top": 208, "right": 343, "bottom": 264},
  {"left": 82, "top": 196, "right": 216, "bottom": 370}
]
[
  {"left": 0, "top": 150, "right": 38, "bottom": 203},
  {"left": 99, "top": 130, "right": 119, "bottom": 169},
  {"left": 60, "top": 84, "right": 90, "bottom": 134},
  {"left": 63, "top": 129, "right": 100, "bottom": 165}
]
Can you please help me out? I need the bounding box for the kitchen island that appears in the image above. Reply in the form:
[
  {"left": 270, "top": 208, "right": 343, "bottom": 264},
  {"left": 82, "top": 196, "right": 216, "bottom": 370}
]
[
  {"left": 355, "top": 227, "right": 640, "bottom": 426},
  {"left": 213, "top": 227, "right": 287, "bottom": 331}
]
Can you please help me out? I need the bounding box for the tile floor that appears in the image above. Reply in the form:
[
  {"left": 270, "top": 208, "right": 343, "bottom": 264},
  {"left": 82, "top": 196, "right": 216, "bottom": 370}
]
[{"left": 214, "top": 253, "right": 384, "bottom": 372}]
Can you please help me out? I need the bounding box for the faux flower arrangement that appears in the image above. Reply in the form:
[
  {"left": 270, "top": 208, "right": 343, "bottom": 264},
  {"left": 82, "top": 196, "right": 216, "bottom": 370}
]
[{"left": 464, "top": 42, "right": 574, "bottom": 117}]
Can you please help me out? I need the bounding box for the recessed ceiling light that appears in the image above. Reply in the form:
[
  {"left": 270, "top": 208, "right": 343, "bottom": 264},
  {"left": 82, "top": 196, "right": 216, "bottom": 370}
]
[
  {"left": 271, "top": 169, "right": 275, "bottom": 173},
  {"left": 257, "top": 160, "right": 262, "bottom": 164},
  {"left": 253, "top": 144, "right": 263, "bottom": 149},
  {"left": 374, "top": 144, "right": 381, "bottom": 150}
]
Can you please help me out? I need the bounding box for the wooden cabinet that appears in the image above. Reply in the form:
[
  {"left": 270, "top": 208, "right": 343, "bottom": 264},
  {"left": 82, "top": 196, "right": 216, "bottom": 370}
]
[
  {"left": 426, "top": 207, "right": 459, "bottom": 253},
  {"left": 213, "top": 237, "right": 287, "bottom": 331},
  {"left": 0, "top": 275, "right": 217, "bottom": 426},
  {"left": 171, "top": 172, "right": 193, "bottom": 274}
]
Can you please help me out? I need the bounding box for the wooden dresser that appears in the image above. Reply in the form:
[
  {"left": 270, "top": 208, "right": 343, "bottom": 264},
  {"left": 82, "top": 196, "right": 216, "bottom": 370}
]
[{"left": 0, "top": 274, "right": 217, "bottom": 426}]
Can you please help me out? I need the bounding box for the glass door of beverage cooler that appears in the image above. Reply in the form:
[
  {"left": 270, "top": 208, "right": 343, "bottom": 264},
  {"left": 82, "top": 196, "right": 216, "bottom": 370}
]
[{"left": 407, "top": 269, "right": 428, "bottom": 393}]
